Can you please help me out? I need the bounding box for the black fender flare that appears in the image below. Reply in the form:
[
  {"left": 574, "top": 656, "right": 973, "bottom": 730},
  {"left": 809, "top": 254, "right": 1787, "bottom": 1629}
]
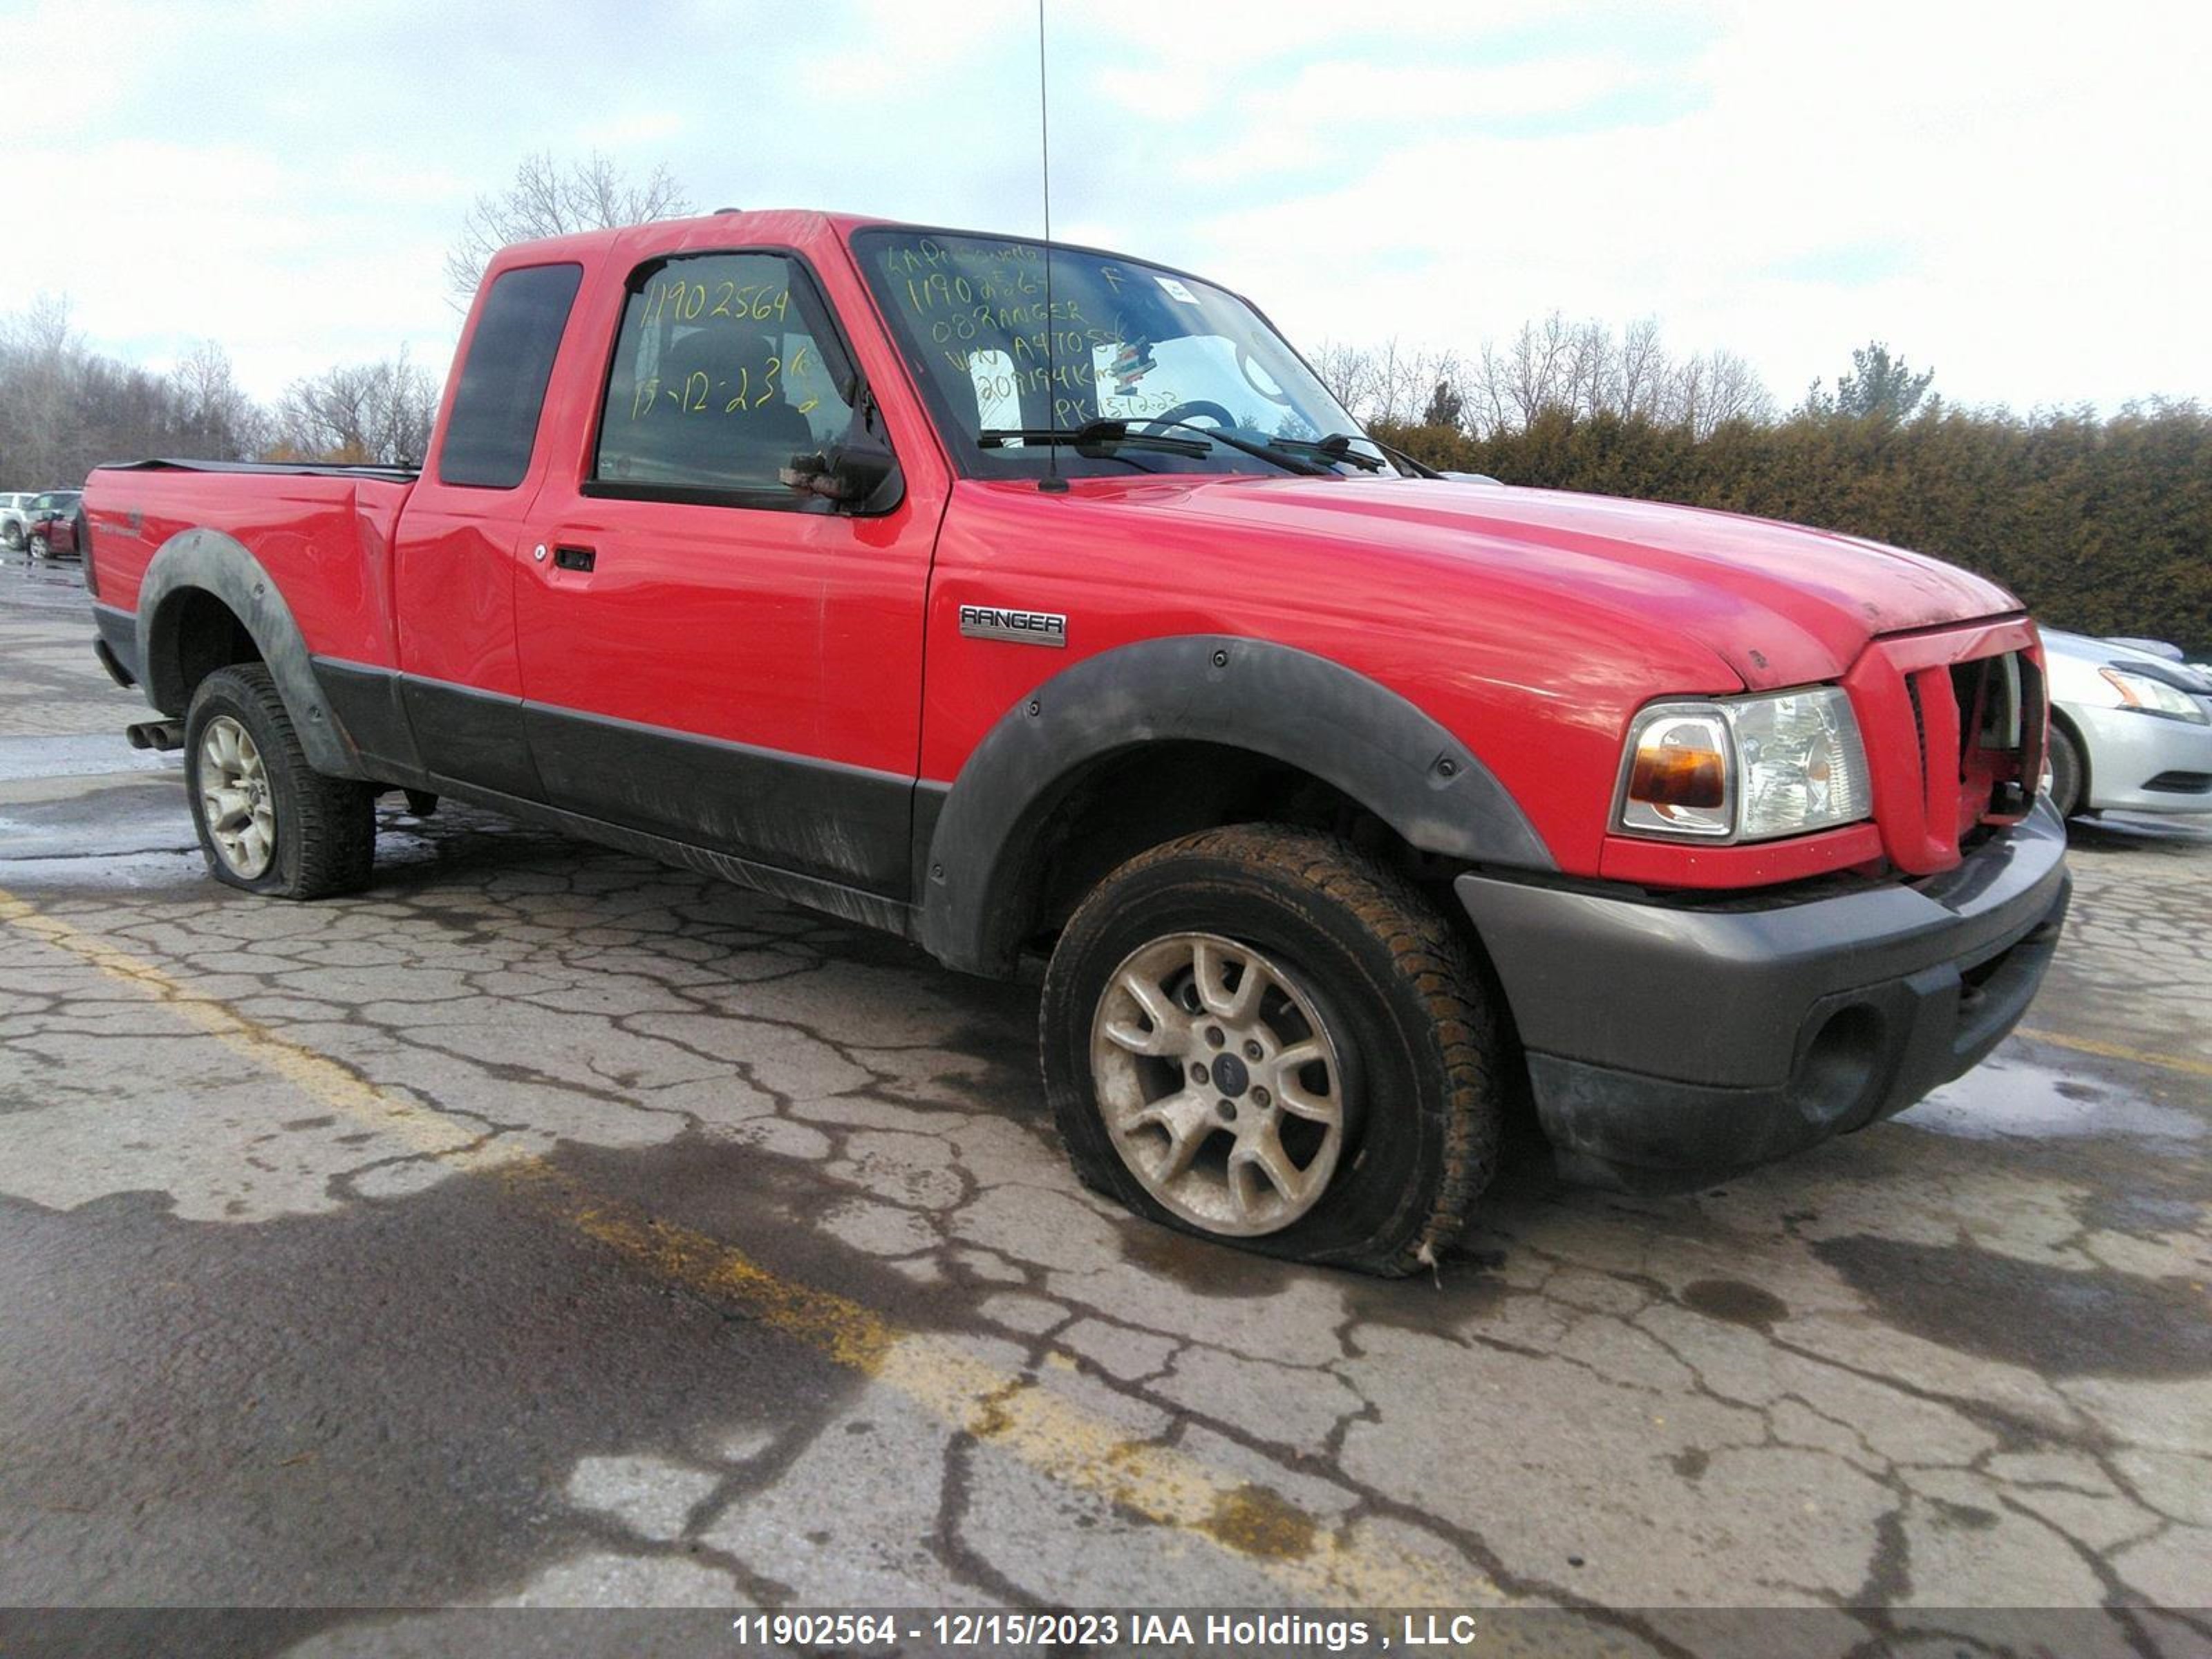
[
  {"left": 917, "top": 635, "right": 1554, "bottom": 975},
  {"left": 136, "top": 527, "right": 366, "bottom": 779}
]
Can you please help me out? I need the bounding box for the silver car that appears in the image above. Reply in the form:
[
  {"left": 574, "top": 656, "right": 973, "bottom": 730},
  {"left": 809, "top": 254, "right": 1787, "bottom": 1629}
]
[
  {"left": 0, "top": 491, "right": 35, "bottom": 551},
  {"left": 2042, "top": 629, "right": 2212, "bottom": 818}
]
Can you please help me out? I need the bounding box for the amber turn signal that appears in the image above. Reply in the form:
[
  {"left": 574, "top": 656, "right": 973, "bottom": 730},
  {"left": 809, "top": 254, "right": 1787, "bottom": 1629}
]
[{"left": 1629, "top": 744, "right": 1725, "bottom": 809}]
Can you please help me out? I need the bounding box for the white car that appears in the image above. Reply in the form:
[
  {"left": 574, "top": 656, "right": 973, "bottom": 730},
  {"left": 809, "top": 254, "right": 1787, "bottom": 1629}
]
[
  {"left": 2042, "top": 629, "right": 2212, "bottom": 818},
  {"left": 0, "top": 491, "right": 35, "bottom": 552}
]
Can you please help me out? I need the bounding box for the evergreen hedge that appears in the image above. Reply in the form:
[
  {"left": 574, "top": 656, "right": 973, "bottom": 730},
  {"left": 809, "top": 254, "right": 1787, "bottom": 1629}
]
[{"left": 1374, "top": 402, "right": 2212, "bottom": 653}]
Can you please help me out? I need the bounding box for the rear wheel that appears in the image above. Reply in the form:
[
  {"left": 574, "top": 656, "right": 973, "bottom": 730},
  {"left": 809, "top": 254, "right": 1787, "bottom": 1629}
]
[
  {"left": 185, "top": 665, "right": 376, "bottom": 899},
  {"left": 2, "top": 522, "right": 20, "bottom": 552},
  {"left": 1041, "top": 825, "right": 1503, "bottom": 1276},
  {"left": 2047, "top": 722, "right": 2085, "bottom": 819}
]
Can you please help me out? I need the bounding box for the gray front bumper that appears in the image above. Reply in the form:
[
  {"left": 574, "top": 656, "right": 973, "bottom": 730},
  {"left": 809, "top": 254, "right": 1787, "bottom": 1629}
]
[{"left": 1455, "top": 803, "right": 2071, "bottom": 1189}]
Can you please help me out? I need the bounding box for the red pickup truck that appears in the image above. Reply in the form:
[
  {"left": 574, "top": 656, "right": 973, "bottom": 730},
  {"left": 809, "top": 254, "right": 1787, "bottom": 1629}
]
[{"left": 81, "top": 210, "right": 2069, "bottom": 1274}]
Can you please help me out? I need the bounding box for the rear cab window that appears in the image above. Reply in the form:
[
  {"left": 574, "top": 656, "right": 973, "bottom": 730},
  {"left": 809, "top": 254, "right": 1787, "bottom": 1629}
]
[{"left": 438, "top": 262, "right": 585, "bottom": 489}]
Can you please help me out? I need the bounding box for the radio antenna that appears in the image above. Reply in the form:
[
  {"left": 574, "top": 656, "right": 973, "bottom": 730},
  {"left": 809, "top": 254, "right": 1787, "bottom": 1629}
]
[{"left": 1036, "top": 0, "right": 1067, "bottom": 492}]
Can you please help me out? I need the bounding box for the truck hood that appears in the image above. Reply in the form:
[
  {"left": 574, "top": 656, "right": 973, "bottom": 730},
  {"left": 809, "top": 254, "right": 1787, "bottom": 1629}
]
[{"left": 1116, "top": 476, "right": 2023, "bottom": 690}]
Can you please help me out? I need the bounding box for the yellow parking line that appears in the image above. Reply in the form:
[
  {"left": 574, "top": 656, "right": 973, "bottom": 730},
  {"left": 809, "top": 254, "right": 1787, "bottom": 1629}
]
[
  {"left": 2014, "top": 1027, "right": 2212, "bottom": 1081},
  {"left": 0, "top": 889, "right": 1482, "bottom": 1606}
]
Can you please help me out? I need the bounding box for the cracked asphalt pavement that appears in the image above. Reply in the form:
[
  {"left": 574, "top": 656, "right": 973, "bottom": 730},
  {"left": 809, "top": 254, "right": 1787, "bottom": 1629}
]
[{"left": 2, "top": 550, "right": 2208, "bottom": 1655}]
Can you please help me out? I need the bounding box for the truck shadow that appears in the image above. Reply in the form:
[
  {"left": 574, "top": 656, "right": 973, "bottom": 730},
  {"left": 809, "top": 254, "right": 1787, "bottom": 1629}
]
[
  {"left": 337, "top": 796, "right": 2212, "bottom": 1386},
  {"left": 2063, "top": 811, "right": 2212, "bottom": 853}
]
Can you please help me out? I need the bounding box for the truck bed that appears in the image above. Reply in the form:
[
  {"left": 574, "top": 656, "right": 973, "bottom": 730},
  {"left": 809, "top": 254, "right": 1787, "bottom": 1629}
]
[{"left": 85, "top": 460, "right": 418, "bottom": 672}]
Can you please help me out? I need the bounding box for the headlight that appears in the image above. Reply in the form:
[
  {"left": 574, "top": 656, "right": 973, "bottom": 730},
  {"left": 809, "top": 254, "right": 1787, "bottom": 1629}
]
[
  {"left": 1618, "top": 687, "right": 1871, "bottom": 843},
  {"left": 2099, "top": 666, "right": 2210, "bottom": 724}
]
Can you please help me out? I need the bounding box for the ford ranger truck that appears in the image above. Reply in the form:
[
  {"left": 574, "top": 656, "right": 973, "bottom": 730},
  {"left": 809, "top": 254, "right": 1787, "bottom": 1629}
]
[{"left": 79, "top": 212, "right": 2070, "bottom": 1275}]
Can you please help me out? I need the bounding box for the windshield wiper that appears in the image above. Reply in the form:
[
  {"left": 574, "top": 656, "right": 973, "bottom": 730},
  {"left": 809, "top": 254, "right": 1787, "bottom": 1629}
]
[
  {"left": 1266, "top": 434, "right": 1389, "bottom": 474},
  {"left": 1360, "top": 435, "right": 1445, "bottom": 479},
  {"left": 1301, "top": 432, "right": 1443, "bottom": 479},
  {"left": 1140, "top": 420, "right": 1333, "bottom": 476},
  {"left": 978, "top": 418, "right": 1335, "bottom": 477},
  {"left": 977, "top": 420, "right": 1210, "bottom": 458}
]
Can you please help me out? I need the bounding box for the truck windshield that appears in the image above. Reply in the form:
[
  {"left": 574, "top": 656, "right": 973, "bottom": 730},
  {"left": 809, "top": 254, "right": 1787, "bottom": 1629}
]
[{"left": 852, "top": 227, "right": 1391, "bottom": 481}]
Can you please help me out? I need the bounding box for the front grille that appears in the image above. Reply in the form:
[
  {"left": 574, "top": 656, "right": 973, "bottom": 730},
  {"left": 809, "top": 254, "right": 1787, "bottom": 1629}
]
[
  {"left": 1949, "top": 650, "right": 2031, "bottom": 823},
  {"left": 1904, "top": 675, "right": 1927, "bottom": 781},
  {"left": 1852, "top": 625, "right": 2043, "bottom": 874}
]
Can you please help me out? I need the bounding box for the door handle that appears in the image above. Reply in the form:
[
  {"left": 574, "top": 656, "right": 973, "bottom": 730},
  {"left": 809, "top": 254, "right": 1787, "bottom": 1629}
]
[{"left": 554, "top": 545, "right": 596, "bottom": 572}]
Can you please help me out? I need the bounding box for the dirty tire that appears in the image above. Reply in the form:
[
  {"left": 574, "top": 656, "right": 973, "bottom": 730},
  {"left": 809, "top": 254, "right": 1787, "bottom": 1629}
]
[
  {"left": 185, "top": 664, "right": 376, "bottom": 899},
  {"left": 1, "top": 521, "right": 19, "bottom": 551},
  {"left": 2047, "top": 721, "right": 2085, "bottom": 820},
  {"left": 1041, "top": 825, "right": 1503, "bottom": 1277}
]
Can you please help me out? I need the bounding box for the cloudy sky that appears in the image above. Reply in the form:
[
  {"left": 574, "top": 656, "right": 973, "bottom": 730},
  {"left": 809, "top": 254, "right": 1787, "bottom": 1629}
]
[{"left": 8, "top": 0, "right": 2209, "bottom": 413}]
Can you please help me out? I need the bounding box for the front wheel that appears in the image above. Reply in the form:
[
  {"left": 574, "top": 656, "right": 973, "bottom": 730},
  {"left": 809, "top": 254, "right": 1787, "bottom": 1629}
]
[
  {"left": 2046, "top": 722, "right": 2086, "bottom": 820},
  {"left": 1040, "top": 826, "right": 1504, "bottom": 1276},
  {"left": 185, "top": 664, "right": 377, "bottom": 898},
  {"left": 27, "top": 531, "right": 48, "bottom": 559},
  {"left": 1, "top": 522, "right": 21, "bottom": 552}
]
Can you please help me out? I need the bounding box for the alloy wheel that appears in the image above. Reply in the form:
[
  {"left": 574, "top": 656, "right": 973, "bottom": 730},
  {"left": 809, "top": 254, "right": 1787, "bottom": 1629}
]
[
  {"left": 1088, "top": 931, "right": 1347, "bottom": 1236},
  {"left": 198, "top": 715, "right": 276, "bottom": 879}
]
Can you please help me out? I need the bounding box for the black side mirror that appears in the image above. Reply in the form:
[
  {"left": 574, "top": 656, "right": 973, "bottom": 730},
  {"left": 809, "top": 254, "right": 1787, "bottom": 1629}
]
[
  {"left": 780, "top": 440, "right": 901, "bottom": 513},
  {"left": 778, "top": 387, "right": 903, "bottom": 514}
]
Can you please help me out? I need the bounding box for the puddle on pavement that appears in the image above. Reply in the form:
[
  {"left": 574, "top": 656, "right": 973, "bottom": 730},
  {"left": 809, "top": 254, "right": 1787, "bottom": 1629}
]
[
  {"left": 1899, "top": 1053, "right": 2204, "bottom": 1145},
  {"left": 0, "top": 1136, "right": 879, "bottom": 1609},
  {"left": 1678, "top": 1277, "right": 1789, "bottom": 1331},
  {"left": 0, "top": 777, "right": 196, "bottom": 870},
  {"left": 1114, "top": 1219, "right": 1306, "bottom": 1299},
  {"left": 1814, "top": 1231, "right": 2212, "bottom": 1378},
  {"left": 0, "top": 556, "right": 97, "bottom": 612},
  {"left": 0, "top": 733, "right": 177, "bottom": 785},
  {"left": 0, "top": 849, "right": 205, "bottom": 891}
]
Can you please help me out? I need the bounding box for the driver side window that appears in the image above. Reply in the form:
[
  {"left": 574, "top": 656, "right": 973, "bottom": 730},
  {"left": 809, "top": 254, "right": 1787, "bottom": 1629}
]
[{"left": 593, "top": 252, "right": 857, "bottom": 499}]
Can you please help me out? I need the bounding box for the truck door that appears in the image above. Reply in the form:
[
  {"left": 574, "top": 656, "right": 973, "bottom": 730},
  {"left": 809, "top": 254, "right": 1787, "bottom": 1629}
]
[
  {"left": 391, "top": 261, "right": 585, "bottom": 798},
  {"left": 514, "top": 247, "right": 937, "bottom": 898}
]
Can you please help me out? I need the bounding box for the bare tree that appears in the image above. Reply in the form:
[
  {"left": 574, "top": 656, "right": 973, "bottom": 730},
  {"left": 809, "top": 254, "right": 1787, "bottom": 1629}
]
[
  {"left": 1467, "top": 339, "right": 1512, "bottom": 436},
  {"left": 1655, "top": 348, "right": 1772, "bottom": 438},
  {"left": 0, "top": 292, "right": 84, "bottom": 485},
  {"left": 1502, "top": 313, "right": 1576, "bottom": 427},
  {"left": 1434, "top": 312, "right": 1772, "bottom": 440},
  {"left": 1616, "top": 317, "right": 1669, "bottom": 420},
  {"left": 1665, "top": 352, "right": 1708, "bottom": 438},
  {"left": 1309, "top": 341, "right": 1376, "bottom": 415},
  {"left": 1385, "top": 339, "right": 1420, "bottom": 422},
  {"left": 1309, "top": 338, "right": 1463, "bottom": 426},
  {"left": 1562, "top": 319, "right": 1620, "bottom": 420},
  {"left": 446, "top": 150, "right": 692, "bottom": 307},
  {"left": 1369, "top": 337, "right": 1418, "bottom": 423},
  {"left": 1244, "top": 310, "right": 1779, "bottom": 444},
  {"left": 169, "top": 341, "right": 270, "bottom": 460},
  {"left": 1353, "top": 339, "right": 1462, "bottom": 425},
  {"left": 274, "top": 348, "right": 439, "bottom": 467},
  {"left": 1694, "top": 349, "right": 1772, "bottom": 433},
  {"left": 375, "top": 349, "right": 441, "bottom": 466}
]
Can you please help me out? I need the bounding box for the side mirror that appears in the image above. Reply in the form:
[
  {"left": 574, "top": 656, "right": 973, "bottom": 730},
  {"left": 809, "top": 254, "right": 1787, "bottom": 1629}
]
[
  {"left": 778, "top": 391, "right": 902, "bottom": 514},
  {"left": 780, "top": 441, "right": 901, "bottom": 514}
]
